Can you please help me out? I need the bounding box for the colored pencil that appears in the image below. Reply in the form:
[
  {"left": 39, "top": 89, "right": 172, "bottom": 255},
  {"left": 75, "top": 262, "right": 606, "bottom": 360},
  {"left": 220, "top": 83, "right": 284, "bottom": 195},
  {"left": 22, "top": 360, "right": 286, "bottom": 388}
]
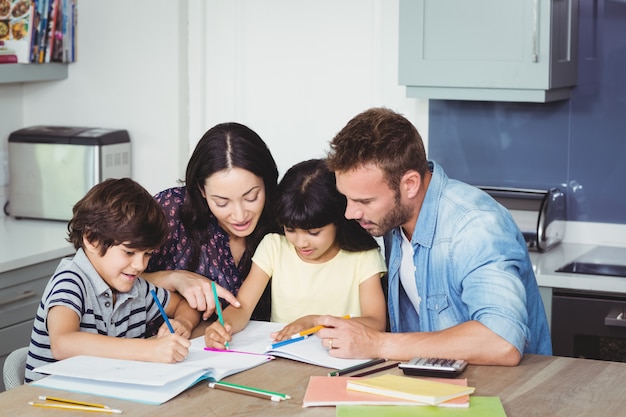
[
  {"left": 150, "top": 289, "right": 175, "bottom": 333},
  {"left": 29, "top": 402, "right": 122, "bottom": 413},
  {"left": 350, "top": 361, "right": 401, "bottom": 377},
  {"left": 211, "top": 280, "right": 229, "bottom": 349},
  {"left": 290, "top": 315, "right": 351, "bottom": 339},
  {"left": 37, "top": 396, "right": 110, "bottom": 409},
  {"left": 328, "top": 358, "right": 387, "bottom": 376},
  {"left": 266, "top": 335, "right": 309, "bottom": 350},
  {"left": 209, "top": 381, "right": 290, "bottom": 402}
]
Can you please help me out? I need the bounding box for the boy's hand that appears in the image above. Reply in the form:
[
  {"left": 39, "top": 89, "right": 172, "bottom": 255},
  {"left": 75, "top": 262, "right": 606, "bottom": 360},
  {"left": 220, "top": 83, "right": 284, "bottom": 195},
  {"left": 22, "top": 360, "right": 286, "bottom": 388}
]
[
  {"left": 150, "top": 334, "right": 191, "bottom": 363},
  {"left": 204, "top": 321, "right": 232, "bottom": 350}
]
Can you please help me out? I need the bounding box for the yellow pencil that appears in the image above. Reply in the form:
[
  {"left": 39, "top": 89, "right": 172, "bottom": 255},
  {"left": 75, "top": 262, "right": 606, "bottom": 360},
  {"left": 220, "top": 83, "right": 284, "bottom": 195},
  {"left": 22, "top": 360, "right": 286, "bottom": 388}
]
[
  {"left": 290, "top": 315, "right": 351, "bottom": 339},
  {"left": 38, "top": 395, "right": 110, "bottom": 409},
  {"left": 29, "top": 402, "right": 123, "bottom": 414}
]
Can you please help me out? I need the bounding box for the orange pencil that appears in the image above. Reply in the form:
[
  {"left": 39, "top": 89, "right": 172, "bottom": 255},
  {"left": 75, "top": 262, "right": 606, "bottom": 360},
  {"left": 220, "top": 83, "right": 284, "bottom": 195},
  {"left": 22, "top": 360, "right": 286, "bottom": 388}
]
[{"left": 290, "top": 315, "right": 351, "bottom": 339}]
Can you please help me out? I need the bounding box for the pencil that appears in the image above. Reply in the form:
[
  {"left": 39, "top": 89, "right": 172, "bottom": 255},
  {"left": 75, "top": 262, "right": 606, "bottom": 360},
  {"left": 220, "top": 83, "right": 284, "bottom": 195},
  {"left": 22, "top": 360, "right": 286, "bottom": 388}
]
[
  {"left": 151, "top": 289, "right": 175, "bottom": 333},
  {"left": 38, "top": 395, "right": 110, "bottom": 409},
  {"left": 29, "top": 402, "right": 123, "bottom": 413},
  {"left": 209, "top": 381, "right": 290, "bottom": 402},
  {"left": 266, "top": 335, "right": 309, "bottom": 350},
  {"left": 350, "top": 361, "right": 400, "bottom": 377},
  {"left": 290, "top": 314, "right": 352, "bottom": 339},
  {"left": 211, "top": 280, "right": 229, "bottom": 349},
  {"left": 328, "top": 358, "right": 387, "bottom": 376}
]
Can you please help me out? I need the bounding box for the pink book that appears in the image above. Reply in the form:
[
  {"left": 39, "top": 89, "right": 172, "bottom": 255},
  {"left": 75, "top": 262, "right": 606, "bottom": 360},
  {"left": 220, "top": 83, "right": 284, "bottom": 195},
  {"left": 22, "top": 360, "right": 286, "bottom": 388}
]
[{"left": 302, "top": 375, "right": 470, "bottom": 408}]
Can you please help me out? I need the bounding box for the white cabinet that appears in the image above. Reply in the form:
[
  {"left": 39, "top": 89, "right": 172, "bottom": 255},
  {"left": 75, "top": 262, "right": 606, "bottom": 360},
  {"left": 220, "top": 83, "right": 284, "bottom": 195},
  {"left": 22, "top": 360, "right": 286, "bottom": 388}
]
[{"left": 399, "top": 0, "right": 579, "bottom": 102}]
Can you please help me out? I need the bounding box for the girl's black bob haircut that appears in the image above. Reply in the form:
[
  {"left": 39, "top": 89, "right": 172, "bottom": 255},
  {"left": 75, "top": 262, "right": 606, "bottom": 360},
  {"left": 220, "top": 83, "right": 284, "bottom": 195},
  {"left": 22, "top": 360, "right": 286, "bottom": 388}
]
[{"left": 273, "top": 158, "right": 379, "bottom": 253}]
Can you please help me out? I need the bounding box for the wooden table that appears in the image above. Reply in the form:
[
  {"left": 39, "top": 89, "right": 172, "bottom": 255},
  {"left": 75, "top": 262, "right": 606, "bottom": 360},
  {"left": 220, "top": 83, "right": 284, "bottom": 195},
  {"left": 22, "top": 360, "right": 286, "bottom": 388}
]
[{"left": 1, "top": 354, "right": 626, "bottom": 417}]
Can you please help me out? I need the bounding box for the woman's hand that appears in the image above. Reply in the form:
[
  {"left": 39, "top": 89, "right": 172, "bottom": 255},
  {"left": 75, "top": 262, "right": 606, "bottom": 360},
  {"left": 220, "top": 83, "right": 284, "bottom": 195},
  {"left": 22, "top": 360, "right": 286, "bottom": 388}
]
[{"left": 166, "top": 270, "right": 241, "bottom": 320}]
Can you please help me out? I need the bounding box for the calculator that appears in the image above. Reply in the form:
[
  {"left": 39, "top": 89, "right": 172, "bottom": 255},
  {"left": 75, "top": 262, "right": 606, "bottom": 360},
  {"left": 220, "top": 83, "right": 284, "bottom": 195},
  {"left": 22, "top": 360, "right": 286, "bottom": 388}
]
[{"left": 399, "top": 357, "right": 468, "bottom": 378}]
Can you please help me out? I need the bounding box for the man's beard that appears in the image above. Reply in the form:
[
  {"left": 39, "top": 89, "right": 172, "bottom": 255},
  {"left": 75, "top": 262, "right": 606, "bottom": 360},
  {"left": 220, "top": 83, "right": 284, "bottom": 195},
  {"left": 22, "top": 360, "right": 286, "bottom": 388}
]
[{"left": 368, "top": 194, "right": 412, "bottom": 237}]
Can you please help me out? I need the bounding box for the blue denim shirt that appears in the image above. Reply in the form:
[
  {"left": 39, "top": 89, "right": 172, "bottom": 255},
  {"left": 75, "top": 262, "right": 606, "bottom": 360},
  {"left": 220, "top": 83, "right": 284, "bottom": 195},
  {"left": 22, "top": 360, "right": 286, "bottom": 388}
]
[{"left": 385, "top": 161, "right": 552, "bottom": 355}]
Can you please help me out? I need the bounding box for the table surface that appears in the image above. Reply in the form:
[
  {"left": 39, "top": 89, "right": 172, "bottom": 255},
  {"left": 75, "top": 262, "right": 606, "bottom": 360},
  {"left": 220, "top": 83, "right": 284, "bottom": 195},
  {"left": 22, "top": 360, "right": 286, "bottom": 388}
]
[{"left": 2, "top": 353, "right": 626, "bottom": 417}]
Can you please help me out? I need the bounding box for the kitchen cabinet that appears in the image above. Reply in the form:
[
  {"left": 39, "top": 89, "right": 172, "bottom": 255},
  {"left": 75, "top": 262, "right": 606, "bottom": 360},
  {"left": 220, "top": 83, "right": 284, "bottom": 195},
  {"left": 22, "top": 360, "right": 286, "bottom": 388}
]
[
  {"left": 0, "top": 63, "right": 68, "bottom": 84},
  {"left": 399, "top": 0, "right": 579, "bottom": 102},
  {"left": 0, "top": 258, "right": 59, "bottom": 391},
  {"left": 0, "top": 218, "right": 74, "bottom": 391}
]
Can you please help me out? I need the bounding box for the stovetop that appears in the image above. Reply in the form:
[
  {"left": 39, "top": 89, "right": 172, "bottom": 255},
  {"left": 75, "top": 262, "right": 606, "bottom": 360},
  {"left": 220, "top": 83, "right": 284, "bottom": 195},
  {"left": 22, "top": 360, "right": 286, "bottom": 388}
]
[{"left": 556, "top": 246, "right": 626, "bottom": 278}]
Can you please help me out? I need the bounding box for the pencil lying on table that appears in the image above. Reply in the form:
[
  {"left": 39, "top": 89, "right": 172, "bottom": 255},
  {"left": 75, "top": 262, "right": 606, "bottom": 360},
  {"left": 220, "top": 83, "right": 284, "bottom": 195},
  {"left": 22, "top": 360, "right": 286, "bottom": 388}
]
[
  {"left": 328, "top": 358, "right": 387, "bottom": 376},
  {"left": 209, "top": 381, "right": 290, "bottom": 402},
  {"left": 29, "top": 401, "right": 123, "bottom": 413},
  {"left": 38, "top": 395, "right": 112, "bottom": 409}
]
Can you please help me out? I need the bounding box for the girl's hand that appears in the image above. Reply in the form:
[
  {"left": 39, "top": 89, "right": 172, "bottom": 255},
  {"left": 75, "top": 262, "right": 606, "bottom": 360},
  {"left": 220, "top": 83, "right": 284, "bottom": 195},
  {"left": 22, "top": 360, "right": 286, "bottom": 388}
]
[
  {"left": 204, "top": 321, "right": 233, "bottom": 349},
  {"left": 270, "top": 315, "right": 318, "bottom": 342},
  {"left": 148, "top": 334, "right": 191, "bottom": 363}
]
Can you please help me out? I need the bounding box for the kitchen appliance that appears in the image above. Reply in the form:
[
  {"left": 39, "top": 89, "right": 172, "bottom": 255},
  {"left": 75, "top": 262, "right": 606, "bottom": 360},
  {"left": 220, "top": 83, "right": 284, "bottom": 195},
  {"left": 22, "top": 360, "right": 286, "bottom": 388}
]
[
  {"left": 479, "top": 186, "right": 566, "bottom": 252},
  {"left": 552, "top": 288, "right": 626, "bottom": 362},
  {"left": 553, "top": 246, "right": 626, "bottom": 362},
  {"left": 7, "top": 125, "right": 131, "bottom": 221}
]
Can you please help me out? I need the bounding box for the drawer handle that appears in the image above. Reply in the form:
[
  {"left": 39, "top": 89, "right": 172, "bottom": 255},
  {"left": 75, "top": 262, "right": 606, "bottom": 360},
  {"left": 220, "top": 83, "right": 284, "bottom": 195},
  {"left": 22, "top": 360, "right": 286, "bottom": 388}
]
[
  {"left": 0, "top": 290, "right": 38, "bottom": 308},
  {"left": 605, "top": 308, "right": 626, "bottom": 328}
]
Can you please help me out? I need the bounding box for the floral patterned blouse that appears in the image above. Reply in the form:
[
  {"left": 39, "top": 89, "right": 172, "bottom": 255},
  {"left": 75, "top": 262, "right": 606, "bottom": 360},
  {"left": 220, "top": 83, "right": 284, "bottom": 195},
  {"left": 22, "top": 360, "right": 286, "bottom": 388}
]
[{"left": 146, "top": 187, "right": 245, "bottom": 298}]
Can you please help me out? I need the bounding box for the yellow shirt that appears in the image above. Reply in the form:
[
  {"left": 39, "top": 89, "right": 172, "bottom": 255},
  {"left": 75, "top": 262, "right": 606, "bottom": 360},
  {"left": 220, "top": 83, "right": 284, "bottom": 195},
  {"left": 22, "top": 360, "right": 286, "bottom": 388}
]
[{"left": 252, "top": 233, "right": 387, "bottom": 323}]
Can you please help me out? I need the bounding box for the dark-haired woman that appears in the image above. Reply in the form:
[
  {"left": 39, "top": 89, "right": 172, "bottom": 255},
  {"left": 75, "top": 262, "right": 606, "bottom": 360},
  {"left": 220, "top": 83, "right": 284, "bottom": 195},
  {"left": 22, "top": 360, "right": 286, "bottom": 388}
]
[{"left": 143, "top": 122, "right": 279, "bottom": 322}]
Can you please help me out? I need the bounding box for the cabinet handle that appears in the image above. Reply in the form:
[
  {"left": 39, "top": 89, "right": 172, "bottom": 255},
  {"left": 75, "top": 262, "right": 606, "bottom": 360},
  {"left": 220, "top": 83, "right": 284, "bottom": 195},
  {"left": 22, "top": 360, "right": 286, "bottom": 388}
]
[
  {"left": 532, "top": 0, "right": 539, "bottom": 63},
  {"left": 0, "top": 290, "right": 38, "bottom": 308},
  {"left": 605, "top": 308, "right": 626, "bottom": 328}
]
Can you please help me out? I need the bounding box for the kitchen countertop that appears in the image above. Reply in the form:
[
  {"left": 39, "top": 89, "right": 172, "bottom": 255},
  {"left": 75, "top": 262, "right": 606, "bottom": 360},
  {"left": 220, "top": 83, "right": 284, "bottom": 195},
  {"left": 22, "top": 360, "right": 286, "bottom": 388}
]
[
  {"left": 1, "top": 216, "right": 626, "bottom": 294},
  {"left": 531, "top": 242, "right": 626, "bottom": 294},
  {"left": 0, "top": 217, "right": 75, "bottom": 274}
]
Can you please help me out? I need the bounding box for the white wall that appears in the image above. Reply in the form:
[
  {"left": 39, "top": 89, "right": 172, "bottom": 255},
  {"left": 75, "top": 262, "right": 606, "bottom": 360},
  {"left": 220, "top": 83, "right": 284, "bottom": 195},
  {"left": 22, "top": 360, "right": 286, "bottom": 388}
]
[
  {"left": 189, "top": 0, "right": 428, "bottom": 177},
  {"left": 2, "top": 0, "right": 427, "bottom": 200}
]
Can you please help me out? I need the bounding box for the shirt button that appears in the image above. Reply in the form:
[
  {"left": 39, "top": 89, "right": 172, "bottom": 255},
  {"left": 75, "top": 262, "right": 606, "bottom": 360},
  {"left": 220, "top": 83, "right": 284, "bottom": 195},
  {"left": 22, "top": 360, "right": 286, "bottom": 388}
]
[
  {"left": 104, "top": 292, "right": 110, "bottom": 298},
  {"left": 105, "top": 301, "right": 111, "bottom": 308}
]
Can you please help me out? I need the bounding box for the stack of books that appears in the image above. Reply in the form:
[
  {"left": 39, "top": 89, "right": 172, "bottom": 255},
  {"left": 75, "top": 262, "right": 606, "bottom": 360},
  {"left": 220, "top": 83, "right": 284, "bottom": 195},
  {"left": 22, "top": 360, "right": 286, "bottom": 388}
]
[
  {"left": 303, "top": 373, "right": 509, "bottom": 416},
  {"left": 1, "top": 0, "right": 77, "bottom": 63}
]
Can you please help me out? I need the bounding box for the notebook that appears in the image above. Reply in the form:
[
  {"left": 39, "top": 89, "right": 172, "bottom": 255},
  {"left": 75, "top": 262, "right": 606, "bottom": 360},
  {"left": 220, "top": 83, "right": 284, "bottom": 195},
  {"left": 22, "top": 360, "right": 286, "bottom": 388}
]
[
  {"left": 336, "top": 396, "right": 507, "bottom": 417},
  {"left": 303, "top": 376, "right": 470, "bottom": 408},
  {"left": 346, "top": 374, "right": 475, "bottom": 406},
  {"left": 220, "top": 320, "right": 374, "bottom": 371},
  {"left": 31, "top": 320, "right": 371, "bottom": 404},
  {"left": 32, "top": 337, "right": 273, "bottom": 405}
]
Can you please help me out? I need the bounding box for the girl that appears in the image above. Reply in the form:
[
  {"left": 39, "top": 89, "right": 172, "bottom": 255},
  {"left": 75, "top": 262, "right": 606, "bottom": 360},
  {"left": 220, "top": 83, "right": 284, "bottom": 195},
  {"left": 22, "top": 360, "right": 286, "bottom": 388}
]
[
  {"left": 204, "top": 159, "right": 387, "bottom": 348},
  {"left": 143, "top": 123, "right": 280, "bottom": 322}
]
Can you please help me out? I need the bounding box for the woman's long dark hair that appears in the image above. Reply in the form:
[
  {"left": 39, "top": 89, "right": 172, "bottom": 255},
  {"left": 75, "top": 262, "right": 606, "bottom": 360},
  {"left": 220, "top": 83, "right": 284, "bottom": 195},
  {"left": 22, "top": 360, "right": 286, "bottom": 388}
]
[
  {"left": 274, "top": 159, "right": 379, "bottom": 252},
  {"left": 180, "top": 123, "right": 279, "bottom": 274}
]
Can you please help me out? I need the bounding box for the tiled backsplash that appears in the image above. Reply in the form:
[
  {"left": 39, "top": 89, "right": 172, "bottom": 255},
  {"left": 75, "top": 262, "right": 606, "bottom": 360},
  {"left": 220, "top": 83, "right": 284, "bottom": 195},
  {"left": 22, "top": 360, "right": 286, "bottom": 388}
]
[{"left": 429, "top": 0, "right": 626, "bottom": 225}]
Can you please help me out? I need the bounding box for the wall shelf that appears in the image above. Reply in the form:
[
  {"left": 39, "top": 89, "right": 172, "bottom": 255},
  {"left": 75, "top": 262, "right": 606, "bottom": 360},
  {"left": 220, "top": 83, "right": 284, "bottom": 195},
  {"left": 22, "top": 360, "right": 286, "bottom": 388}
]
[{"left": 0, "top": 64, "right": 68, "bottom": 84}]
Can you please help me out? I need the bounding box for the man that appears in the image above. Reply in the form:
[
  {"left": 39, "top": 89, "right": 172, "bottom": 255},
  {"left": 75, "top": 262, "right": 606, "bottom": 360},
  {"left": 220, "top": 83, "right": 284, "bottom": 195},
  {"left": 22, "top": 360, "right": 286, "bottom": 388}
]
[{"left": 317, "top": 107, "right": 551, "bottom": 365}]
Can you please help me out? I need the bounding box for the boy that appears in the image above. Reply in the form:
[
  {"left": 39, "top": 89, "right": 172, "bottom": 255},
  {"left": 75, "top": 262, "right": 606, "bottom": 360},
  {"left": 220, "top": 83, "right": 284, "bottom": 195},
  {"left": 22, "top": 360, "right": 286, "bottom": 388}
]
[{"left": 25, "top": 178, "right": 200, "bottom": 383}]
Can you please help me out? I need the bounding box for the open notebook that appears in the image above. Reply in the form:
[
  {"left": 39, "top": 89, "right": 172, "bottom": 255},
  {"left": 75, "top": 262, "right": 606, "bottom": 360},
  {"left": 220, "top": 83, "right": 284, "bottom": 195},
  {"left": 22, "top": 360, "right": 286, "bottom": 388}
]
[
  {"left": 31, "top": 337, "right": 273, "bottom": 405},
  {"left": 223, "top": 320, "right": 373, "bottom": 370},
  {"left": 31, "top": 321, "right": 372, "bottom": 404}
]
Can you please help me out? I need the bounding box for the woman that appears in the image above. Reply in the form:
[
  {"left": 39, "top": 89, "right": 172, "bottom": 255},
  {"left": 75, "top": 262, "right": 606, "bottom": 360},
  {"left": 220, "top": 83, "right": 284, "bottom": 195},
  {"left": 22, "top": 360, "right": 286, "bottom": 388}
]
[{"left": 143, "top": 122, "right": 279, "bottom": 322}]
